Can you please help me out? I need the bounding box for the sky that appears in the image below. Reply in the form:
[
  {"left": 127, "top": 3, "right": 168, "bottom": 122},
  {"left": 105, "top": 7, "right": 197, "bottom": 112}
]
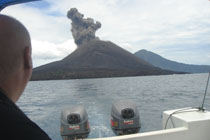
[{"left": 1, "top": 0, "right": 210, "bottom": 67}]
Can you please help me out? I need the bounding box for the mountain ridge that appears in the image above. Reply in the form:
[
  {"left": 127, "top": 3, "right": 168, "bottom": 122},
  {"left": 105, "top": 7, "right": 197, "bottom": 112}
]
[{"left": 134, "top": 49, "right": 210, "bottom": 73}]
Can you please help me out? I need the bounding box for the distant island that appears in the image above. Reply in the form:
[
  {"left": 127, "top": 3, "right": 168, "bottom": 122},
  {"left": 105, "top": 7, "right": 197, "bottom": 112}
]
[
  {"left": 134, "top": 49, "right": 210, "bottom": 73},
  {"left": 31, "top": 8, "right": 180, "bottom": 81}
]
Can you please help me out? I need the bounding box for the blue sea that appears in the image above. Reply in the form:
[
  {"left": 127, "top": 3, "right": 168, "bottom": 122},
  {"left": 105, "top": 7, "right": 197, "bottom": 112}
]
[{"left": 17, "top": 73, "right": 210, "bottom": 140}]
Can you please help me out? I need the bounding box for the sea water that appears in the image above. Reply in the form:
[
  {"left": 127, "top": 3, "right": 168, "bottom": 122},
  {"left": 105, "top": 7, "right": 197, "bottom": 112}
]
[{"left": 17, "top": 73, "right": 210, "bottom": 139}]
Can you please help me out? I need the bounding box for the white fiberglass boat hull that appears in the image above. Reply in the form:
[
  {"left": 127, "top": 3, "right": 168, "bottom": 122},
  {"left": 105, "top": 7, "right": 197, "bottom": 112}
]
[{"left": 87, "top": 108, "right": 210, "bottom": 140}]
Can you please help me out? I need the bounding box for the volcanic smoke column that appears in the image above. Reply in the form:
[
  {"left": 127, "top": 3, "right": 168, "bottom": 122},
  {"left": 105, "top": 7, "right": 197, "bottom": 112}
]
[{"left": 67, "top": 8, "right": 101, "bottom": 47}]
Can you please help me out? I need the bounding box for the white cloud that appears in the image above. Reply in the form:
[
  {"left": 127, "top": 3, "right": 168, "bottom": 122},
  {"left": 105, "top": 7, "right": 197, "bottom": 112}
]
[
  {"left": 32, "top": 39, "right": 76, "bottom": 67},
  {"left": 1, "top": 0, "right": 210, "bottom": 65},
  {"left": 2, "top": 4, "right": 72, "bottom": 43}
]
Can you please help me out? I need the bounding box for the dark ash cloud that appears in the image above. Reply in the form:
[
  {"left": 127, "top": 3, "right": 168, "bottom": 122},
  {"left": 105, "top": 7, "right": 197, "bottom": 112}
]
[{"left": 67, "top": 8, "right": 101, "bottom": 47}]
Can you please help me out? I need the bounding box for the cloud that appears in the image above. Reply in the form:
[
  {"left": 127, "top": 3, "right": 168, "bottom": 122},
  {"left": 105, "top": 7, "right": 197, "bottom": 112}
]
[
  {"left": 32, "top": 39, "right": 76, "bottom": 67},
  {"left": 1, "top": 0, "right": 210, "bottom": 65},
  {"left": 2, "top": 3, "right": 76, "bottom": 67},
  {"left": 2, "top": 3, "right": 72, "bottom": 43}
]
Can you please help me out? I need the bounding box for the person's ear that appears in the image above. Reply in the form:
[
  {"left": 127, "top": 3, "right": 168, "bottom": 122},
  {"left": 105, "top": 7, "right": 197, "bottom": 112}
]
[{"left": 24, "top": 47, "right": 33, "bottom": 69}]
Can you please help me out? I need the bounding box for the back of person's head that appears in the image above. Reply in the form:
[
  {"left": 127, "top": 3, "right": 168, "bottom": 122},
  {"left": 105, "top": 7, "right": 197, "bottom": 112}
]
[{"left": 0, "top": 14, "right": 32, "bottom": 102}]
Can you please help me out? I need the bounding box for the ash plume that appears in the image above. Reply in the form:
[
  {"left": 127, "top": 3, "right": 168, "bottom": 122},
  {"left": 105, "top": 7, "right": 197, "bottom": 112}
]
[{"left": 67, "top": 8, "right": 101, "bottom": 47}]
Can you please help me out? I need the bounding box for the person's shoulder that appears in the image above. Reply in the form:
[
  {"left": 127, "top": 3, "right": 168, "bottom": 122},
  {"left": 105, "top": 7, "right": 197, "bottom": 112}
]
[
  {"left": 0, "top": 101, "right": 52, "bottom": 140},
  {"left": 0, "top": 99, "right": 15, "bottom": 114},
  {"left": 0, "top": 99, "right": 24, "bottom": 118}
]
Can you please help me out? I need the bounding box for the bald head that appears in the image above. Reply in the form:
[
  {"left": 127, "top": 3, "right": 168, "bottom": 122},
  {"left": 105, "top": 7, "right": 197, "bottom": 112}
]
[
  {"left": 0, "top": 14, "right": 31, "bottom": 77},
  {"left": 0, "top": 14, "right": 32, "bottom": 102}
]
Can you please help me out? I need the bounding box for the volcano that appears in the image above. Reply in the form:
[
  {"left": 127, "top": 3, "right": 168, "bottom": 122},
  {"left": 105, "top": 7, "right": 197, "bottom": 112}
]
[{"left": 31, "top": 40, "right": 174, "bottom": 80}]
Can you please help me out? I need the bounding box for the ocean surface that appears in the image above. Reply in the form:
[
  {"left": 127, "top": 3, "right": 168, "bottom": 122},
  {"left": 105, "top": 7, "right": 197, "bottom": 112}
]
[{"left": 17, "top": 73, "right": 210, "bottom": 140}]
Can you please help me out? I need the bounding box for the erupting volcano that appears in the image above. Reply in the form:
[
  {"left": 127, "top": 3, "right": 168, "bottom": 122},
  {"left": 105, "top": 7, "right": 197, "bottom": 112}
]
[{"left": 31, "top": 8, "right": 174, "bottom": 81}]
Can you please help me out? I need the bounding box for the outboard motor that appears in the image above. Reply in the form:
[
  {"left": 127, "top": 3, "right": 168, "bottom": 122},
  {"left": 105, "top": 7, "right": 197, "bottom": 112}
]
[
  {"left": 111, "top": 101, "right": 140, "bottom": 135},
  {"left": 60, "top": 105, "right": 90, "bottom": 140}
]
